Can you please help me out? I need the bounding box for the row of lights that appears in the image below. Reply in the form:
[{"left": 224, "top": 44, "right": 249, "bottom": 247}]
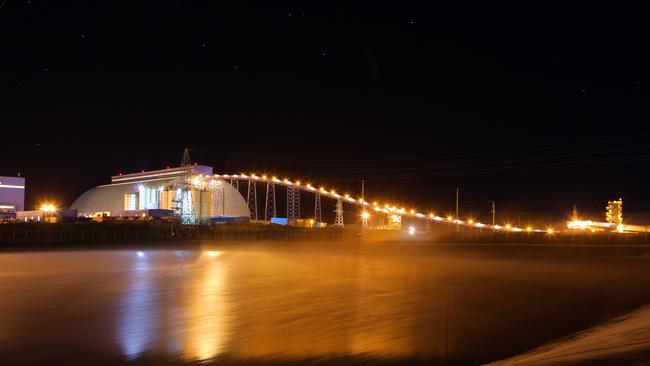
[{"left": 200, "top": 173, "right": 557, "bottom": 233}]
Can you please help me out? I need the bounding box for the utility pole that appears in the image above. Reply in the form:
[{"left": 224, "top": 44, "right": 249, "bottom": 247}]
[
  {"left": 361, "top": 179, "right": 368, "bottom": 229},
  {"left": 491, "top": 201, "right": 496, "bottom": 229},
  {"left": 456, "top": 187, "right": 460, "bottom": 231},
  {"left": 361, "top": 179, "right": 365, "bottom": 203}
]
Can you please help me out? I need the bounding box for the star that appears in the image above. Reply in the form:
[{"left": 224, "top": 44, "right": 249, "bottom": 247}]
[{"left": 409, "top": 19, "right": 415, "bottom": 24}]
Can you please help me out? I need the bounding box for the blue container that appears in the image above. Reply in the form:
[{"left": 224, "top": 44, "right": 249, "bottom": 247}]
[{"left": 270, "top": 217, "right": 289, "bottom": 225}]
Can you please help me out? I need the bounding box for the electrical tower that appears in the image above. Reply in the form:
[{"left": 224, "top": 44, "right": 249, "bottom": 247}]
[
  {"left": 314, "top": 193, "right": 322, "bottom": 223},
  {"left": 334, "top": 199, "right": 344, "bottom": 227},
  {"left": 181, "top": 147, "right": 192, "bottom": 167},
  {"left": 287, "top": 186, "right": 300, "bottom": 220},
  {"left": 173, "top": 148, "right": 196, "bottom": 224},
  {"left": 265, "top": 182, "right": 276, "bottom": 220},
  {"left": 572, "top": 204, "right": 579, "bottom": 221},
  {"left": 179, "top": 189, "right": 196, "bottom": 224},
  {"left": 247, "top": 180, "right": 258, "bottom": 220}
]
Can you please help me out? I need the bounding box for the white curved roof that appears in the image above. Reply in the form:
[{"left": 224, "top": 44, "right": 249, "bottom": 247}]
[{"left": 71, "top": 177, "right": 249, "bottom": 218}]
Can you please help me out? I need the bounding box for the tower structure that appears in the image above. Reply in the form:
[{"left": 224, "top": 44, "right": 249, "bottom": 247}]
[
  {"left": 287, "top": 186, "right": 300, "bottom": 220},
  {"left": 179, "top": 189, "right": 196, "bottom": 224},
  {"left": 360, "top": 179, "right": 368, "bottom": 229},
  {"left": 314, "top": 193, "right": 322, "bottom": 223},
  {"left": 265, "top": 182, "right": 276, "bottom": 220},
  {"left": 247, "top": 180, "right": 258, "bottom": 220},
  {"left": 606, "top": 198, "right": 623, "bottom": 231},
  {"left": 181, "top": 147, "right": 192, "bottom": 167},
  {"left": 173, "top": 148, "right": 196, "bottom": 223},
  {"left": 334, "top": 199, "right": 344, "bottom": 227},
  {"left": 572, "top": 204, "right": 579, "bottom": 221}
]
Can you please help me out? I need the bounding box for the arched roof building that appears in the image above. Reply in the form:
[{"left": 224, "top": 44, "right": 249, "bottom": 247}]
[{"left": 70, "top": 165, "right": 249, "bottom": 220}]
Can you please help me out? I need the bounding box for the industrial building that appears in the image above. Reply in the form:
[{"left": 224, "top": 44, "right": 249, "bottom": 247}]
[
  {"left": 0, "top": 175, "right": 25, "bottom": 220},
  {"left": 70, "top": 165, "right": 250, "bottom": 224}
]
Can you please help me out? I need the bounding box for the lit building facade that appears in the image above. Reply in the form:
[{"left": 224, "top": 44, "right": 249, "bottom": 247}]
[
  {"left": 71, "top": 165, "right": 249, "bottom": 224},
  {"left": 0, "top": 176, "right": 25, "bottom": 218}
]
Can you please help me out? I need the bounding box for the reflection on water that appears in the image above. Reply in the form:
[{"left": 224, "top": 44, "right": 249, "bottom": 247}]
[
  {"left": 116, "top": 250, "right": 231, "bottom": 361},
  {"left": 181, "top": 250, "right": 230, "bottom": 361},
  {"left": 1, "top": 243, "right": 650, "bottom": 365},
  {"left": 118, "top": 251, "right": 154, "bottom": 359}
]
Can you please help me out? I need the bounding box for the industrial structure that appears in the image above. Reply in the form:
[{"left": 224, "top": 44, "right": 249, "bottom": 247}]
[
  {"left": 566, "top": 199, "right": 650, "bottom": 233},
  {"left": 70, "top": 159, "right": 249, "bottom": 224},
  {"left": 15, "top": 150, "right": 639, "bottom": 234},
  {"left": 0, "top": 175, "right": 25, "bottom": 220},
  {"left": 66, "top": 149, "right": 566, "bottom": 232}
]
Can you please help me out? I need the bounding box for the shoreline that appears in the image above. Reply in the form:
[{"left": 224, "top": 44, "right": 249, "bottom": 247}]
[
  {"left": 3, "top": 240, "right": 650, "bottom": 262},
  {"left": 2, "top": 222, "right": 649, "bottom": 246}
]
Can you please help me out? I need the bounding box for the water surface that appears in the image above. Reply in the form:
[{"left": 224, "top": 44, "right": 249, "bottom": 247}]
[{"left": 1, "top": 242, "right": 650, "bottom": 365}]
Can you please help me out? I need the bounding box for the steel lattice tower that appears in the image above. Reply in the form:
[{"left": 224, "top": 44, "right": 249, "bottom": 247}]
[
  {"left": 181, "top": 147, "right": 192, "bottom": 167},
  {"left": 173, "top": 148, "right": 195, "bottom": 224},
  {"left": 265, "top": 183, "right": 276, "bottom": 220},
  {"left": 314, "top": 193, "right": 322, "bottom": 223},
  {"left": 179, "top": 189, "right": 196, "bottom": 224},
  {"left": 334, "top": 199, "right": 344, "bottom": 227},
  {"left": 247, "top": 179, "right": 258, "bottom": 220},
  {"left": 287, "top": 186, "right": 300, "bottom": 220}
]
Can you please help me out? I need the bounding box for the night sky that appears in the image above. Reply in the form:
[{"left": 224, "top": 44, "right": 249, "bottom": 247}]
[{"left": 2, "top": 2, "right": 650, "bottom": 224}]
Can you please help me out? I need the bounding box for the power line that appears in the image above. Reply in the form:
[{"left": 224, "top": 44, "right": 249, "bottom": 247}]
[
  {"left": 314, "top": 153, "right": 650, "bottom": 181},
  {"left": 321, "top": 154, "right": 650, "bottom": 181},
  {"left": 189, "top": 133, "right": 650, "bottom": 163},
  {"left": 290, "top": 145, "right": 650, "bottom": 175}
]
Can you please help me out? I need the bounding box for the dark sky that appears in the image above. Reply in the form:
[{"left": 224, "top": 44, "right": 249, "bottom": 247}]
[{"left": 1, "top": 1, "right": 650, "bottom": 223}]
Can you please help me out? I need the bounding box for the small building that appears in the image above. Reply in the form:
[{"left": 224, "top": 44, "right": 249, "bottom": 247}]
[
  {"left": 0, "top": 176, "right": 25, "bottom": 217},
  {"left": 16, "top": 209, "right": 77, "bottom": 223},
  {"left": 17, "top": 210, "right": 47, "bottom": 223}
]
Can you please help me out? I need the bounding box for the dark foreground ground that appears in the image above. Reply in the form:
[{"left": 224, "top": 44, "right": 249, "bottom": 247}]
[{"left": 1, "top": 241, "right": 650, "bottom": 366}]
